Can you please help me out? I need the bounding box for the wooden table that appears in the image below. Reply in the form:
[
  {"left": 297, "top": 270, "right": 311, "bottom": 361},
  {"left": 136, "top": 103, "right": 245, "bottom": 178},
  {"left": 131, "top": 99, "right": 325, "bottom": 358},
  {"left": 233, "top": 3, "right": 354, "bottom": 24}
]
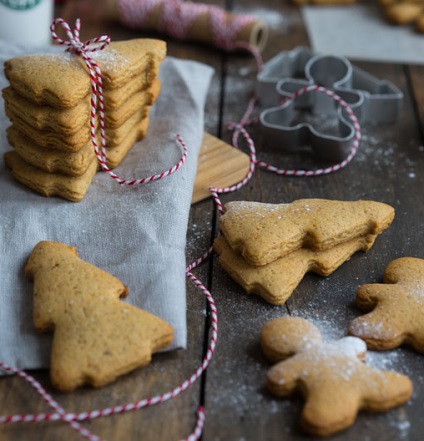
[{"left": 1, "top": 1, "right": 424, "bottom": 440}]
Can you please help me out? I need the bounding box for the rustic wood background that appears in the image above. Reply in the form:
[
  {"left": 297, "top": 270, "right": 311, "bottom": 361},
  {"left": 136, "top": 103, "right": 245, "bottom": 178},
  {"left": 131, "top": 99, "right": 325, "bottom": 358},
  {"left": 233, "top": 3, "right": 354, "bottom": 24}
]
[{"left": 1, "top": 0, "right": 424, "bottom": 440}]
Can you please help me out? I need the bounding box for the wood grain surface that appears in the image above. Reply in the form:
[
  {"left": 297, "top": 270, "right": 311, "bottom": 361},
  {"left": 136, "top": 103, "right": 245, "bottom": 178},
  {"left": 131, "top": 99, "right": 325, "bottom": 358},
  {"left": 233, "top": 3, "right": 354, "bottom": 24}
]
[
  {"left": 192, "top": 132, "right": 250, "bottom": 204},
  {"left": 1, "top": 1, "right": 424, "bottom": 441}
]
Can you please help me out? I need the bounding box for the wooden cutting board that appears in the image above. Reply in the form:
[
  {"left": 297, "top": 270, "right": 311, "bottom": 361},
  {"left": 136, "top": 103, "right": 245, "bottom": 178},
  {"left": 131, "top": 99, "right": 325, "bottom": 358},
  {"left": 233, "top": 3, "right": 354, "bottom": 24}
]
[{"left": 192, "top": 132, "right": 251, "bottom": 204}]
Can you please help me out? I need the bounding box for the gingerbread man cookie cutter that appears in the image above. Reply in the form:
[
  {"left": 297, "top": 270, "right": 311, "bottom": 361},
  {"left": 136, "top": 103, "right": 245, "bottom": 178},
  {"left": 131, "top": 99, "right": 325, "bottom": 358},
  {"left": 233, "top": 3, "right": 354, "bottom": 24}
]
[{"left": 256, "top": 47, "right": 403, "bottom": 161}]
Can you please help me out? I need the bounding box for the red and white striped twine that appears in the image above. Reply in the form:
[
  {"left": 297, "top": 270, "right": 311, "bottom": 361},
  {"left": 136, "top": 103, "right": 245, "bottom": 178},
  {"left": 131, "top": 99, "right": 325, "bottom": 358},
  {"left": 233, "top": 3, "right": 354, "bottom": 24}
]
[
  {"left": 0, "top": 268, "right": 217, "bottom": 441},
  {"left": 50, "top": 18, "right": 188, "bottom": 186},
  {"left": 118, "top": 0, "right": 259, "bottom": 52},
  {"left": 208, "top": 84, "right": 362, "bottom": 214}
]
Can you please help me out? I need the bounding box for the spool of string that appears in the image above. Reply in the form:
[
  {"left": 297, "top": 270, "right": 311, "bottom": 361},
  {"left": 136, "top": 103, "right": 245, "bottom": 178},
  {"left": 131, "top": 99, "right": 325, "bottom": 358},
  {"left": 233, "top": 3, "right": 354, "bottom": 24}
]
[{"left": 115, "top": 0, "right": 269, "bottom": 53}]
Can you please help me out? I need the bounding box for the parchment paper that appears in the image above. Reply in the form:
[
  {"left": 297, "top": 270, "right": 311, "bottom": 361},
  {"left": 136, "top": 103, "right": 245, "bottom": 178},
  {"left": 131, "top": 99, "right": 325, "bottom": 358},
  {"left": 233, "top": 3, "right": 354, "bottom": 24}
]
[{"left": 302, "top": 4, "right": 424, "bottom": 65}]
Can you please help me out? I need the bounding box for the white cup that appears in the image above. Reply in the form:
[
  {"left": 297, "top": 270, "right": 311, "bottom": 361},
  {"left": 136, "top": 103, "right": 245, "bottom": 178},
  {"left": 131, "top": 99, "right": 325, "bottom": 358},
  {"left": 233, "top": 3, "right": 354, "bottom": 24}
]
[{"left": 0, "top": 0, "right": 54, "bottom": 46}]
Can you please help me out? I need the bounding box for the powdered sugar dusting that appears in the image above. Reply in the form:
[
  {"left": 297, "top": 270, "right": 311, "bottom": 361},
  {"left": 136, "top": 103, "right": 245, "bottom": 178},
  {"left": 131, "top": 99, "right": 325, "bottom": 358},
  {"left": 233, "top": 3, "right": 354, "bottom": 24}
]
[
  {"left": 93, "top": 48, "right": 131, "bottom": 73},
  {"left": 334, "top": 336, "right": 366, "bottom": 357},
  {"left": 366, "top": 349, "right": 404, "bottom": 372},
  {"left": 349, "top": 317, "right": 391, "bottom": 338},
  {"left": 226, "top": 200, "right": 289, "bottom": 218},
  {"left": 290, "top": 273, "right": 412, "bottom": 374},
  {"left": 31, "top": 52, "right": 85, "bottom": 75},
  {"left": 224, "top": 200, "right": 317, "bottom": 223},
  {"left": 388, "top": 410, "right": 411, "bottom": 440}
]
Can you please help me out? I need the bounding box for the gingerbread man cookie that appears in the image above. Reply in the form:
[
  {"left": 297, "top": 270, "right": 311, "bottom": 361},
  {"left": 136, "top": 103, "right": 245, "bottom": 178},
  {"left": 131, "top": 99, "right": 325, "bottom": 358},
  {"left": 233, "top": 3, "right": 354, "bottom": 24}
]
[
  {"left": 25, "top": 241, "right": 174, "bottom": 392},
  {"left": 261, "top": 317, "right": 412, "bottom": 437},
  {"left": 349, "top": 257, "right": 424, "bottom": 352}
]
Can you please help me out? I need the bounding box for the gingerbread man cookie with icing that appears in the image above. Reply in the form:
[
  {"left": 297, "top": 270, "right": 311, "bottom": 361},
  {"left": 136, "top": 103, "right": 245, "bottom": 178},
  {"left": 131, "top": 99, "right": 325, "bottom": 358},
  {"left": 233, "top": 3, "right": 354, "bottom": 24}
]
[
  {"left": 261, "top": 317, "right": 412, "bottom": 437},
  {"left": 349, "top": 257, "right": 424, "bottom": 352}
]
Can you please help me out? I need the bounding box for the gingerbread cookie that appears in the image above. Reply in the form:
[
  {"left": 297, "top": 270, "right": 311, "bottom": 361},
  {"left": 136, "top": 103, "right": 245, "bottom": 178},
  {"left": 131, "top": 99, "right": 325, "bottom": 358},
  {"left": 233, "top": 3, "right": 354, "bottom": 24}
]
[
  {"left": 4, "top": 79, "right": 159, "bottom": 134},
  {"left": 220, "top": 199, "right": 394, "bottom": 266},
  {"left": 25, "top": 241, "right": 174, "bottom": 392},
  {"left": 7, "top": 112, "right": 93, "bottom": 152},
  {"left": 349, "top": 257, "right": 424, "bottom": 352},
  {"left": 4, "top": 39, "right": 166, "bottom": 108},
  {"left": 3, "top": 38, "right": 166, "bottom": 201},
  {"left": 2, "top": 86, "right": 90, "bottom": 135},
  {"left": 417, "top": 13, "right": 424, "bottom": 32},
  {"left": 378, "top": 0, "right": 424, "bottom": 33},
  {"left": 103, "top": 109, "right": 151, "bottom": 148},
  {"left": 261, "top": 317, "right": 412, "bottom": 437},
  {"left": 104, "top": 115, "right": 150, "bottom": 169},
  {"left": 7, "top": 102, "right": 150, "bottom": 152},
  {"left": 214, "top": 235, "right": 376, "bottom": 305},
  {"left": 103, "top": 65, "right": 159, "bottom": 110},
  {"left": 104, "top": 79, "right": 160, "bottom": 128},
  {"left": 4, "top": 151, "right": 98, "bottom": 202},
  {"left": 6, "top": 126, "right": 95, "bottom": 177}
]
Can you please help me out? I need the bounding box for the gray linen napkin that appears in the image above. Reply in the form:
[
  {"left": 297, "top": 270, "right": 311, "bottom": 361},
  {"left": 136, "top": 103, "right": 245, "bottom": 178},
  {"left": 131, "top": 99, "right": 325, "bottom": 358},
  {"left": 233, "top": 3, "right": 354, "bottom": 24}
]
[{"left": 0, "top": 41, "right": 214, "bottom": 372}]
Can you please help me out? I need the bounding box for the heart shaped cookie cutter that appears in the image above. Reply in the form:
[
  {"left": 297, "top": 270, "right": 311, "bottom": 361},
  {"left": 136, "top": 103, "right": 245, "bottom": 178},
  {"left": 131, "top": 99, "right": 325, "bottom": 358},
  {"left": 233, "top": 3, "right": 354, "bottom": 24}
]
[{"left": 256, "top": 47, "right": 403, "bottom": 161}]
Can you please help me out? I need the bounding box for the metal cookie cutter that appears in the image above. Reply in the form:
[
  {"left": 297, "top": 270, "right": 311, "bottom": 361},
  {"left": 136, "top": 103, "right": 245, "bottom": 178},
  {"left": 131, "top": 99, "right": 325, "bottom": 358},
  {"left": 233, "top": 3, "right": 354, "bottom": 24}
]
[{"left": 256, "top": 47, "right": 403, "bottom": 161}]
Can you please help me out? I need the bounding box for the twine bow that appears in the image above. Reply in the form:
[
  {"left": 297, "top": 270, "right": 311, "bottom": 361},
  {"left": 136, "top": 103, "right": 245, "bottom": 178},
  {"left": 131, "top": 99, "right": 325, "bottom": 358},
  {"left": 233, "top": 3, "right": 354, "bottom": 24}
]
[{"left": 50, "top": 18, "right": 111, "bottom": 55}]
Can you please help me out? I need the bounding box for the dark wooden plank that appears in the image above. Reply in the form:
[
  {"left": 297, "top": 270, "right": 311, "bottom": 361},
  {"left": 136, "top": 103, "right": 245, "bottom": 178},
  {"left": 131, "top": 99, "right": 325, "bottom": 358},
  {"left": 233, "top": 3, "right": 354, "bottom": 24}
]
[
  {"left": 202, "top": 1, "right": 424, "bottom": 440},
  {"left": 202, "top": 0, "right": 310, "bottom": 439},
  {"left": 407, "top": 64, "right": 424, "bottom": 142},
  {"left": 283, "top": 60, "right": 424, "bottom": 441},
  {"left": 0, "top": 352, "right": 208, "bottom": 441}
]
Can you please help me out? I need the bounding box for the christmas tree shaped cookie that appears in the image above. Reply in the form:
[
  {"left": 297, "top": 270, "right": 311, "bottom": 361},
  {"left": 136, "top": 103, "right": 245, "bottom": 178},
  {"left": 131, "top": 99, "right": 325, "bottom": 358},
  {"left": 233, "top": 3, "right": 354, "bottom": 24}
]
[
  {"left": 349, "top": 257, "right": 424, "bottom": 352},
  {"left": 25, "top": 241, "right": 174, "bottom": 392},
  {"left": 261, "top": 317, "right": 412, "bottom": 437},
  {"left": 214, "top": 234, "right": 376, "bottom": 305},
  {"left": 215, "top": 199, "right": 394, "bottom": 304},
  {"left": 220, "top": 199, "right": 394, "bottom": 266}
]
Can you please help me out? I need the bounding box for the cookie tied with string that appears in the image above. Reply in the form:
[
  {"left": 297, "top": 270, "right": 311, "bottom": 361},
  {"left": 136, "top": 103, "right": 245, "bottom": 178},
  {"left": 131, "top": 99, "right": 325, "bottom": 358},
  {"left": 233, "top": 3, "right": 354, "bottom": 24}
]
[
  {"left": 4, "top": 39, "right": 166, "bottom": 108},
  {"left": 3, "top": 27, "right": 166, "bottom": 200},
  {"left": 349, "top": 257, "right": 424, "bottom": 352},
  {"left": 261, "top": 317, "right": 412, "bottom": 437},
  {"left": 25, "top": 241, "right": 174, "bottom": 392}
]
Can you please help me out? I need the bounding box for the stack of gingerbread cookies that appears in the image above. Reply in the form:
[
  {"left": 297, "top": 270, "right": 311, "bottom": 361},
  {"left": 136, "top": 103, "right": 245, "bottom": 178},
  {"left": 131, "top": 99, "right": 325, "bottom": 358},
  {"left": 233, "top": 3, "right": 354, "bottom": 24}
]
[
  {"left": 2, "top": 39, "right": 166, "bottom": 202},
  {"left": 214, "top": 199, "right": 395, "bottom": 305}
]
